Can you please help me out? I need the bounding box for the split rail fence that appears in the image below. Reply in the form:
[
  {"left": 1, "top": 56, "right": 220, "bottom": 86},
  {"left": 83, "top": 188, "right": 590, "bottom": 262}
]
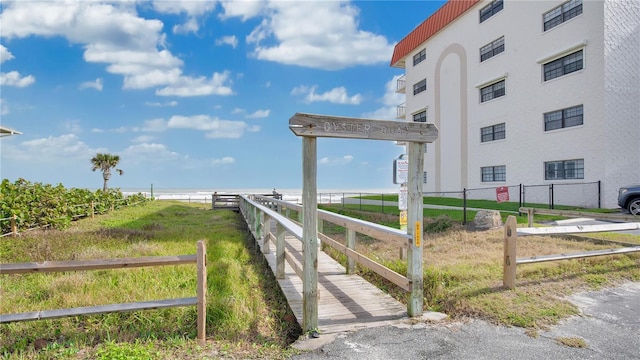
[
  {"left": 503, "top": 215, "right": 640, "bottom": 289},
  {"left": 0, "top": 240, "right": 207, "bottom": 343}
]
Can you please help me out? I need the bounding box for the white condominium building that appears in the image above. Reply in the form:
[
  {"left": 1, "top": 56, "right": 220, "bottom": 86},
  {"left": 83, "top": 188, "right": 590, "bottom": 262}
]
[{"left": 390, "top": 0, "right": 639, "bottom": 208}]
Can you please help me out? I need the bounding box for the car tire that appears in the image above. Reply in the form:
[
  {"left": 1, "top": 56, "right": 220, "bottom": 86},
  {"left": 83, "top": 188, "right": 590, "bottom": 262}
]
[{"left": 628, "top": 197, "right": 640, "bottom": 216}]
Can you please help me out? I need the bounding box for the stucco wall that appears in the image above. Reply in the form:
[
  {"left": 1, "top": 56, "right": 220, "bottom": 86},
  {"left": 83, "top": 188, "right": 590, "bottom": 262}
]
[{"left": 400, "top": 0, "right": 637, "bottom": 208}]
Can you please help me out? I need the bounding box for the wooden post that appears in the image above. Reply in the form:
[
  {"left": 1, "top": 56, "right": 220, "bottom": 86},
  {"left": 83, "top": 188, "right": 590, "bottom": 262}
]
[
  {"left": 503, "top": 215, "right": 517, "bottom": 289},
  {"left": 91, "top": 202, "right": 95, "bottom": 219},
  {"left": 288, "top": 112, "right": 438, "bottom": 326},
  {"left": 11, "top": 214, "right": 17, "bottom": 237},
  {"left": 196, "top": 240, "right": 207, "bottom": 343},
  {"left": 263, "top": 215, "right": 271, "bottom": 254},
  {"left": 276, "top": 223, "right": 285, "bottom": 279},
  {"left": 527, "top": 208, "right": 534, "bottom": 227},
  {"left": 406, "top": 142, "right": 425, "bottom": 317},
  {"left": 346, "top": 228, "right": 356, "bottom": 274},
  {"left": 302, "top": 136, "right": 318, "bottom": 333}
]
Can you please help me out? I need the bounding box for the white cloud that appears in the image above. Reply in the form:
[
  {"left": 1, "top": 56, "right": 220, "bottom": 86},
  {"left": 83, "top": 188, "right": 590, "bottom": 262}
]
[
  {"left": 212, "top": 156, "right": 235, "bottom": 165},
  {"left": 155, "top": 71, "right": 234, "bottom": 97},
  {"left": 132, "top": 135, "right": 155, "bottom": 143},
  {"left": 246, "top": 109, "right": 270, "bottom": 118},
  {"left": 145, "top": 100, "right": 178, "bottom": 107},
  {"left": 215, "top": 35, "right": 238, "bottom": 48},
  {"left": 142, "top": 118, "right": 168, "bottom": 132},
  {"left": 63, "top": 120, "right": 82, "bottom": 134},
  {"left": 1, "top": 71, "right": 36, "bottom": 87},
  {"left": 0, "top": 45, "right": 14, "bottom": 64},
  {"left": 291, "top": 85, "right": 362, "bottom": 105},
  {"left": 167, "top": 115, "right": 254, "bottom": 138},
  {"left": 79, "top": 78, "right": 103, "bottom": 91},
  {"left": 218, "top": 0, "right": 266, "bottom": 21},
  {"left": 153, "top": 1, "right": 215, "bottom": 16},
  {"left": 173, "top": 18, "right": 199, "bottom": 34},
  {"left": 0, "top": 1, "right": 233, "bottom": 97},
  {"left": 19, "top": 134, "right": 98, "bottom": 162},
  {"left": 362, "top": 75, "right": 405, "bottom": 120},
  {"left": 122, "top": 142, "right": 180, "bottom": 161},
  {"left": 232, "top": 108, "right": 245, "bottom": 114},
  {"left": 265, "top": 81, "right": 271, "bottom": 88},
  {"left": 319, "top": 155, "right": 354, "bottom": 165},
  {"left": 0, "top": 99, "right": 8, "bottom": 116},
  {"left": 238, "top": 1, "right": 394, "bottom": 70}
]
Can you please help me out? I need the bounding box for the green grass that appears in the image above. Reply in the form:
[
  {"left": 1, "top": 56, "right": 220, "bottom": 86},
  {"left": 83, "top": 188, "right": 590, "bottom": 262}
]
[
  {"left": 0, "top": 201, "right": 301, "bottom": 359},
  {"left": 317, "top": 205, "right": 640, "bottom": 329}
]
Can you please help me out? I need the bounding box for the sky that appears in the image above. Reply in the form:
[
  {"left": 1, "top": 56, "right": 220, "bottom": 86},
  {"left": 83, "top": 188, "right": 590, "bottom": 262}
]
[{"left": 0, "top": 0, "right": 445, "bottom": 191}]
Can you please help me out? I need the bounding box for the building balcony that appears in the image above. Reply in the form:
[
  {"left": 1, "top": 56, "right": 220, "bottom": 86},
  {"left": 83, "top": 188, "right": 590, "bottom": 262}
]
[
  {"left": 396, "top": 74, "right": 406, "bottom": 93},
  {"left": 396, "top": 103, "right": 406, "bottom": 119}
]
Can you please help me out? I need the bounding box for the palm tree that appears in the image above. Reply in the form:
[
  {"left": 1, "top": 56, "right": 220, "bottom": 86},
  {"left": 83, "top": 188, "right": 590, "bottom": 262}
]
[{"left": 91, "top": 153, "right": 124, "bottom": 191}]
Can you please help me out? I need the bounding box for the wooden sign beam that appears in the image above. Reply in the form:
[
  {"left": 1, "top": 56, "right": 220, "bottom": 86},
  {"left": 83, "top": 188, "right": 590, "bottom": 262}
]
[{"left": 289, "top": 112, "right": 438, "bottom": 143}]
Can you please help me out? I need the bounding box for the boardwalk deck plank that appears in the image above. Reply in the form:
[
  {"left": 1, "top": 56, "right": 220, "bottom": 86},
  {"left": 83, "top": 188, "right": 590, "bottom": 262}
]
[{"left": 257, "top": 230, "right": 407, "bottom": 334}]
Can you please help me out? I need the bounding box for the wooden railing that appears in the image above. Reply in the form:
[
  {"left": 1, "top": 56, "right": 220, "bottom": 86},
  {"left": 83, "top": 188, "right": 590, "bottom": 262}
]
[
  {"left": 239, "top": 195, "right": 412, "bottom": 329},
  {"left": 503, "top": 215, "right": 640, "bottom": 289},
  {"left": 252, "top": 195, "right": 412, "bottom": 289},
  {"left": 0, "top": 240, "right": 207, "bottom": 343},
  {"left": 519, "top": 207, "right": 638, "bottom": 227}
]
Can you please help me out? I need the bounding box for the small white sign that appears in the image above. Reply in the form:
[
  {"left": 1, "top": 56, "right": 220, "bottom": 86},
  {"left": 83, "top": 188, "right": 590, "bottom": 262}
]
[
  {"left": 394, "top": 158, "right": 409, "bottom": 184},
  {"left": 398, "top": 185, "right": 408, "bottom": 210}
]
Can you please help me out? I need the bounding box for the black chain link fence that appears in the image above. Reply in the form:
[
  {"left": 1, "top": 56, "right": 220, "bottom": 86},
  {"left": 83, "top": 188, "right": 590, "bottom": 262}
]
[{"left": 321, "top": 181, "right": 601, "bottom": 216}]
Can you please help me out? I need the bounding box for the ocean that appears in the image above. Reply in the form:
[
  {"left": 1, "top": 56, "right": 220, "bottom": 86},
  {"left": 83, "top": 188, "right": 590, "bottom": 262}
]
[{"left": 121, "top": 187, "right": 397, "bottom": 204}]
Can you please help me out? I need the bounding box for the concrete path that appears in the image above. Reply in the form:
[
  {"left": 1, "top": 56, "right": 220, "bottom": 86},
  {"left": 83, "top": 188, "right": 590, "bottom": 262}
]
[{"left": 291, "top": 282, "right": 640, "bottom": 359}]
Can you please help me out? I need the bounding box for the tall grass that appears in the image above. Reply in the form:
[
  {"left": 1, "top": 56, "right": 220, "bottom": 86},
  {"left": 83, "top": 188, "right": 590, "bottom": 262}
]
[
  {"left": 0, "top": 201, "right": 300, "bottom": 359},
  {"left": 318, "top": 207, "right": 640, "bottom": 328}
]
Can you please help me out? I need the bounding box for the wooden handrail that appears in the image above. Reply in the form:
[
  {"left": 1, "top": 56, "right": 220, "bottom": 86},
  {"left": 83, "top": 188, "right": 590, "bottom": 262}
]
[
  {"left": 503, "top": 215, "right": 640, "bottom": 289},
  {"left": 0, "top": 241, "right": 207, "bottom": 343},
  {"left": 0, "top": 255, "right": 197, "bottom": 275}
]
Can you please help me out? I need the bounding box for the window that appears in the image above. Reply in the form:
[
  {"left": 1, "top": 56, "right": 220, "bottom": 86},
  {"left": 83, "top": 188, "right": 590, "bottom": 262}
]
[
  {"left": 481, "top": 165, "right": 506, "bottom": 182},
  {"left": 480, "top": 37, "right": 504, "bottom": 62},
  {"left": 480, "top": 0, "right": 503, "bottom": 23},
  {"left": 544, "top": 0, "right": 583, "bottom": 31},
  {"left": 413, "top": 79, "right": 427, "bottom": 95},
  {"left": 545, "top": 159, "right": 584, "bottom": 180},
  {"left": 413, "top": 110, "right": 427, "bottom": 123},
  {"left": 481, "top": 123, "right": 505, "bottom": 142},
  {"left": 480, "top": 80, "right": 505, "bottom": 102},
  {"left": 413, "top": 49, "right": 426, "bottom": 66},
  {"left": 544, "top": 49, "right": 583, "bottom": 81},
  {"left": 544, "top": 105, "right": 583, "bottom": 131}
]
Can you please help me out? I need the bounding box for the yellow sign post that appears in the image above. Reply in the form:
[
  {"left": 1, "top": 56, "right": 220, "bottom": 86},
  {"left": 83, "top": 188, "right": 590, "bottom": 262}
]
[{"left": 399, "top": 210, "right": 408, "bottom": 231}]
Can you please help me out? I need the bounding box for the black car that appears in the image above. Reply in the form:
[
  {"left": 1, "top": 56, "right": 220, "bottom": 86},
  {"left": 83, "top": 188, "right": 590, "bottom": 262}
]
[{"left": 618, "top": 185, "right": 640, "bottom": 215}]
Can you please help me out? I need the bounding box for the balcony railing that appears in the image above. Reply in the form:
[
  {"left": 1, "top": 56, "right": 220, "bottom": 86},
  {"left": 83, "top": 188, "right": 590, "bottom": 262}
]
[
  {"left": 396, "top": 103, "right": 406, "bottom": 119},
  {"left": 396, "top": 74, "right": 406, "bottom": 93}
]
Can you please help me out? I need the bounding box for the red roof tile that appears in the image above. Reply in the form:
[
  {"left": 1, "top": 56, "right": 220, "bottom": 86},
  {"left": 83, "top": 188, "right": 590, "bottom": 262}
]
[{"left": 390, "top": 0, "right": 480, "bottom": 67}]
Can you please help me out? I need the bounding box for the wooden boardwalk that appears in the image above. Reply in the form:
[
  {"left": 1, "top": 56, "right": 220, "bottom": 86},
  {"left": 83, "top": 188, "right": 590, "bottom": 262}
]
[{"left": 256, "top": 232, "right": 407, "bottom": 334}]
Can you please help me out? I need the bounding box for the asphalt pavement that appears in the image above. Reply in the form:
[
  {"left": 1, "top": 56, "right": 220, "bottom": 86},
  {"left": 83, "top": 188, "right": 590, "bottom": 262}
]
[{"left": 291, "top": 282, "right": 640, "bottom": 359}]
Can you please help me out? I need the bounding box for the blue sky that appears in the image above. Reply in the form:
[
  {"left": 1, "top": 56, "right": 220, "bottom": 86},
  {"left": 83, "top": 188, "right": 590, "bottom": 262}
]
[{"left": 1, "top": 0, "right": 444, "bottom": 191}]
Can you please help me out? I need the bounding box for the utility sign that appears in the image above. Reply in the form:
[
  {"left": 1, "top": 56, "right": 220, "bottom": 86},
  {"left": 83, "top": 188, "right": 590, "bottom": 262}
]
[
  {"left": 496, "top": 186, "right": 510, "bottom": 203},
  {"left": 398, "top": 185, "right": 408, "bottom": 210},
  {"left": 393, "top": 157, "right": 409, "bottom": 184}
]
